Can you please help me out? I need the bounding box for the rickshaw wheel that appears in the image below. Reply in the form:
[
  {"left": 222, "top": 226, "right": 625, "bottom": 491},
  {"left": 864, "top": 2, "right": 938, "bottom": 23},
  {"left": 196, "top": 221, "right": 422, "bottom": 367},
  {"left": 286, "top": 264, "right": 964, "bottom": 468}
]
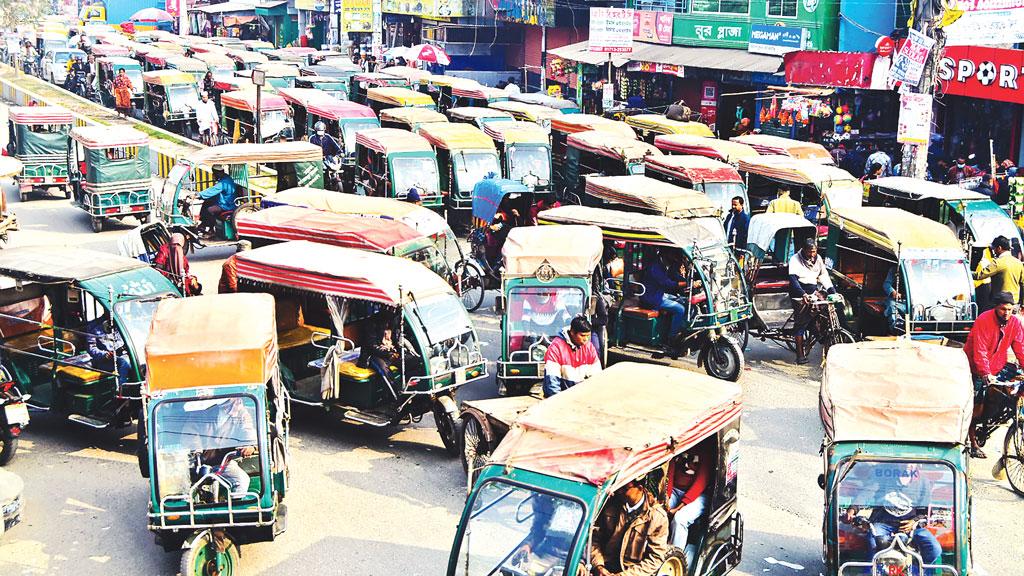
[
  {"left": 727, "top": 320, "right": 749, "bottom": 351},
  {"left": 655, "top": 549, "right": 687, "bottom": 576},
  {"left": 63, "top": 185, "right": 71, "bottom": 199},
  {"left": 457, "top": 263, "right": 485, "bottom": 312},
  {"left": 433, "top": 402, "right": 460, "bottom": 456},
  {"left": 704, "top": 336, "right": 743, "bottom": 382},
  {"left": 460, "top": 411, "right": 493, "bottom": 478},
  {"left": 180, "top": 533, "right": 240, "bottom": 576},
  {"left": 821, "top": 329, "right": 855, "bottom": 358},
  {"left": 1004, "top": 423, "right": 1024, "bottom": 497},
  {"left": 136, "top": 410, "right": 149, "bottom": 478},
  {"left": 91, "top": 217, "right": 103, "bottom": 233},
  {"left": 0, "top": 432, "right": 17, "bottom": 466}
]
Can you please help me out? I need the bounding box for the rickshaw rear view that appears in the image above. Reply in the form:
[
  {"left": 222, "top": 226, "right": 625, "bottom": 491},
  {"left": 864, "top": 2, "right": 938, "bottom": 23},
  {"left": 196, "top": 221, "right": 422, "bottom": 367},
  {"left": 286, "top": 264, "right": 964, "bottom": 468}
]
[{"left": 7, "top": 106, "right": 73, "bottom": 201}]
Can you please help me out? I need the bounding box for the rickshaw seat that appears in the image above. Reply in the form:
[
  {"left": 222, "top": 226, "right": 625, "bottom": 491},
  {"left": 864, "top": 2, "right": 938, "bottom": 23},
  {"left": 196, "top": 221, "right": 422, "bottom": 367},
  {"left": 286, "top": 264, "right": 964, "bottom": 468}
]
[
  {"left": 689, "top": 294, "right": 706, "bottom": 305},
  {"left": 755, "top": 280, "right": 789, "bottom": 291},
  {"left": 216, "top": 210, "right": 235, "bottom": 221},
  {"left": 56, "top": 364, "right": 104, "bottom": 384},
  {"left": 338, "top": 361, "right": 375, "bottom": 382},
  {"left": 623, "top": 306, "right": 659, "bottom": 319},
  {"left": 278, "top": 324, "right": 329, "bottom": 350},
  {"left": 862, "top": 297, "right": 885, "bottom": 315}
]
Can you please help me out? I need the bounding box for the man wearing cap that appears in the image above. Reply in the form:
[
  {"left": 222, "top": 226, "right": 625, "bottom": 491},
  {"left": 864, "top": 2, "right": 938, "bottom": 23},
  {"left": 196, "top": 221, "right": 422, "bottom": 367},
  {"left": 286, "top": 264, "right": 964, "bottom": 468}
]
[
  {"left": 974, "top": 235, "right": 1023, "bottom": 310},
  {"left": 404, "top": 188, "right": 422, "bottom": 205},
  {"left": 964, "top": 291, "right": 1024, "bottom": 458}
]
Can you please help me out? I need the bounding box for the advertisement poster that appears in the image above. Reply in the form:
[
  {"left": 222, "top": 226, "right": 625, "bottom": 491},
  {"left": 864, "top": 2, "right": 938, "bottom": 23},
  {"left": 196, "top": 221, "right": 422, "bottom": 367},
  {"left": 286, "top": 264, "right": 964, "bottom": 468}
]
[
  {"left": 382, "top": 0, "right": 463, "bottom": 18},
  {"left": 590, "top": 8, "right": 634, "bottom": 53},
  {"left": 632, "top": 11, "right": 672, "bottom": 45},
  {"left": 946, "top": 0, "right": 1024, "bottom": 46},
  {"left": 887, "top": 28, "right": 935, "bottom": 87},
  {"left": 897, "top": 92, "right": 933, "bottom": 145},
  {"left": 343, "top": 0, "right": 373, "bottom": 32}
]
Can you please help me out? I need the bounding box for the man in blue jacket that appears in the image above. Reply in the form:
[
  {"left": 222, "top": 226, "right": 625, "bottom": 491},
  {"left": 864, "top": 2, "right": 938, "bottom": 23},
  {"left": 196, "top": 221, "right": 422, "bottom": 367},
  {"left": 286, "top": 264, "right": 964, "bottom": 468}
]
[
  {"left": 641, "top": 250, "right": 695, "bottom": 339},
  {"left": 723, "top": 196, "right": 749, "bottom": 250},
  {"left": 198, "top": 166, "right": 237, "bottom": 237}
]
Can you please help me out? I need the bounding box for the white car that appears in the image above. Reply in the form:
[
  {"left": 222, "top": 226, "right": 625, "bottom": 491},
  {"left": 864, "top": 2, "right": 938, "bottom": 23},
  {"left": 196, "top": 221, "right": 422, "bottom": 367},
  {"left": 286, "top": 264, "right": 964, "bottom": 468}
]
[
  {"left": 0, "top": 469, "right": 23, "bottom": 537},
  {"left": 41, "top": 48, "right": 85, "bottom": 86}
]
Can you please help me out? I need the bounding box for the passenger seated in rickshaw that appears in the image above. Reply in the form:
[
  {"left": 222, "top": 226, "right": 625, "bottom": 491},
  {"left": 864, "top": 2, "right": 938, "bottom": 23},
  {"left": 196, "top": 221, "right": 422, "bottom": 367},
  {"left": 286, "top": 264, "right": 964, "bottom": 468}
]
[
  {"left": 841, "top": 462, "right": 942, "bottom": 565},
  {"left": 787, "top": 238, "right": 835, "bottom": 365},
  {"left": 84, "top": 309, "right": 132, "bottom": 383},
  {"left": 198, "top": 166, "right": 238, "bottom": 238},
  {"left": 356, "top": 308, "right": 421, "bottom": 384},
  {"left": 509, "top": 493, "right": 580, "bottom": 573},
  {"left": 639, "top": 250, "right": 699, "bottom": 340},
  {"left": 178, "top": 397, "right": 259, "bottom": 500},
  {"left": 766, "top": 188, "right": 802, "bottom": 215},
  {"left": 484, "top": 200, "right": 523, "bottom": 268},
  {"left": 528, "top": 197, "right": 561, "bottom": 225},
  {"left": 882, "top": 266, "right": 906, "bottom": 334},
  {"left": 591, "top": 477, "right": 670, "bottom": 576},
  {"left": 664, "top": 443, "right": 711, "bottom": 568},
  {"left": 542, "top": 315, "right": 601, "bottom": 398}
]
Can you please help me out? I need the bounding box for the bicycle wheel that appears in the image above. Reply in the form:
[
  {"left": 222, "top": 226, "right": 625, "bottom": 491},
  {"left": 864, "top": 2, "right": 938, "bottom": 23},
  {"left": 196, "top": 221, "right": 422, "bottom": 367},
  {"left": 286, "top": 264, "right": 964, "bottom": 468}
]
[
  {"left": 821, "top": 329, "right": 855, "bottom": 358},
  {"left": 1004, "top": 422, "right": 1024, "bottom": 497}
]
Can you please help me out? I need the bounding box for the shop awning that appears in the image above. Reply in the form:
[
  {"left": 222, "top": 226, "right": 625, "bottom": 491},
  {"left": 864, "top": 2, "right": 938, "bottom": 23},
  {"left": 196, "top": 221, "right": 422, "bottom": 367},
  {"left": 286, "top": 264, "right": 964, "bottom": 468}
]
[
  {"left": 224, "top": 15, "right": 257, "bottom": 25},
  {"left": 784, "top": 51, "right": 883, "bottom": 89},
  {"left": 547, "top": 41, "right": 784, "bottom": 74},
  {"left": 193, "top": 2, "right": 257, "bottom": 14},
  {"left": 255, "top": 0, "right": 288, "bottom": 15}
]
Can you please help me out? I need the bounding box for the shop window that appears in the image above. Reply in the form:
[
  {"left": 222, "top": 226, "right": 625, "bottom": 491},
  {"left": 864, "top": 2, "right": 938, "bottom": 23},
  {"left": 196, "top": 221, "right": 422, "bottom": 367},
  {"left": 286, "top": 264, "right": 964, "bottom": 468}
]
[
  {"left": 766, "top": 0, "right": 797, "bottom": 17},
  {"left": 635, "top": 0, "right": 690, "bottom": 13},
  {"left": 692, "top": 0, "right": 750, "bottom": 14}
]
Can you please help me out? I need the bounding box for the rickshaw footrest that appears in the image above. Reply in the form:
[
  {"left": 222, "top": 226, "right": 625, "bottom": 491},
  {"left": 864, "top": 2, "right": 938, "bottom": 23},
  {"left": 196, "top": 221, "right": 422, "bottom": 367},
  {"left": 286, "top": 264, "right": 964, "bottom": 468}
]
[
  {"left": 341, "top": 409, "right": 390, "bottom": 427},
  {"left": 67, "top": 414, "right": 109, "bottom": 429}
]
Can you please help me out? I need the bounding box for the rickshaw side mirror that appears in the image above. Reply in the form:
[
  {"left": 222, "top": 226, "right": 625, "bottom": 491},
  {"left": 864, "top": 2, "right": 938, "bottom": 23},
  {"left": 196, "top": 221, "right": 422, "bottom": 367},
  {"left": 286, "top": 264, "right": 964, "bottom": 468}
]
[
  {"left": 817, "top": 473, "right": 826, "bottom": 490},
  {"left": 494, "top": 294, "right": 506, "bottom": 314}
]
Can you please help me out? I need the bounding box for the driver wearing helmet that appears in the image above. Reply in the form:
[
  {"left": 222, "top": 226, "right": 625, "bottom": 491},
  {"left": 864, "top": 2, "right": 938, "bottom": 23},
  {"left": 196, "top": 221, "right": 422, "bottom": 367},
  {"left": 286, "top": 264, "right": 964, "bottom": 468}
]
[{"left": 309, "top": 120, "right": 342, "bottom": 159}]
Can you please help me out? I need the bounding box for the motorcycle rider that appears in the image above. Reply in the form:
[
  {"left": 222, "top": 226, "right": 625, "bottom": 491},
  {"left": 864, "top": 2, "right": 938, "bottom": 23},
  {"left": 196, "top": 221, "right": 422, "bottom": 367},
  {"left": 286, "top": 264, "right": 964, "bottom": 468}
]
[{"left": 309, "top": 121, "right": 342, "bottom": 188}]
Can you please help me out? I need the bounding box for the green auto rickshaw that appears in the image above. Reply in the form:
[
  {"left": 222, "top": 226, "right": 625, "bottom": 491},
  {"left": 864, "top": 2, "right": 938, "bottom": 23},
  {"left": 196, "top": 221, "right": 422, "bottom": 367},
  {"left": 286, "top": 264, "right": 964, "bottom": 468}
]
[
  {"left": 67, "top": 125, "right": 154, "bottom": 232},
  {"left": 0, "top": 246, "right": 180, "bottom": 430},
  {"left": 820, "top": 340, "right": 973, "bottom": 576},
  {"left": 450, "top": 362, "right": 744, "bottom": 576},
  {"left": 494, "top": 224, "right": 604, "bottom": 396},
  {"left": 142, "top": 293, "right": 290, "bottom": 576},
  {"left": 142, "top": 70, "right": 200, "bottom": 136},
  {"left": 6, "top": 105, "right": 73, "bottom": 201}
]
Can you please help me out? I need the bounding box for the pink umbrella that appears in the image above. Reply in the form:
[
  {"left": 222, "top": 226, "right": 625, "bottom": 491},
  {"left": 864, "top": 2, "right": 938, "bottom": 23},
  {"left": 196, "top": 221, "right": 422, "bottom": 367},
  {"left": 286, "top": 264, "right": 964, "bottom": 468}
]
[
  {"left": 130, "top": 8, "right": 174, "bottom": 21},
  {"left": 403, "top": 44, "right": 450, "bottom": 66}
]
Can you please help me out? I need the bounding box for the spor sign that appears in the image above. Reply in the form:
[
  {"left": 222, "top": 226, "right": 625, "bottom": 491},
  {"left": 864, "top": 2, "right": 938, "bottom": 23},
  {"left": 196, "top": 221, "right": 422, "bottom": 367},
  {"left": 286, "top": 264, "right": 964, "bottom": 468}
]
[{"left": 937, "top": 45, "right": 1024, "bottom": 105}]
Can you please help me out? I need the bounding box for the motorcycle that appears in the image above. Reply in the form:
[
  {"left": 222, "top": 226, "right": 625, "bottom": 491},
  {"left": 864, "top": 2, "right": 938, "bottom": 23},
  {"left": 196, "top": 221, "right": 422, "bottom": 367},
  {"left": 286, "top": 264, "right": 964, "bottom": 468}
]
[
  {"left": 0, "top": 366, "right": 29, "bottom": 466},
  {"left": 324, "top": 155, "right": 344, "bottom": 192}
]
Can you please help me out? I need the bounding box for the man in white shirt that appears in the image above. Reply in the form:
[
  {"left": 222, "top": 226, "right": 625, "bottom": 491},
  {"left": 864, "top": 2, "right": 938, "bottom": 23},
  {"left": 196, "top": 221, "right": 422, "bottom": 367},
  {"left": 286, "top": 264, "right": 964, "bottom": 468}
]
[
  {"left": 864, "top": 144, "right": 892, "bottom": 177},
  {"left": 504, "top": 76, "right": 521, "bottom": 94},
  {"left": 195, "top": 92, "right": 219, "bottom": 146},
  {"left": 787, "top": 238, "right": 836, "bottom": 364}
]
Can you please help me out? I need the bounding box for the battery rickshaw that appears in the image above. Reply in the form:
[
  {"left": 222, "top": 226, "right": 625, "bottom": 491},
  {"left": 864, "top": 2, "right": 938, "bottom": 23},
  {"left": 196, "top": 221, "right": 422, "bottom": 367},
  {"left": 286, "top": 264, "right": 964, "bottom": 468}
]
[
  {"left": 157, "top": 142, "right": 324, "bottom": 245},
  {"left": 582, "top": 175, "right": 723, "bottom": 220},
  {"left": 732, "top": 134, "right": 834, "bottom": 164},
  {"left": 219, "top": 89, "right": 294, "bottom": 144},
  {"left": 483, "top": 121, "right": 552, "bottom": 192},
  {"left": 625, "top": 113, "right": 714, "bottom": 143},
  {"left": 96, "top": 56, "right": 144, "bottom": 109},
  {"left": 645, "top": 155, "right": 748, "bottom": 216},
  {"left": 820, "top": 340, "right": 973, "bottom": 576},
  {"left": 449, "top": 362, "right": 744, "bottom": 576},
  {"left": 6, "top": 106, "right": 73, "bottom": 201},
  {"left": 488, "top": 100, "right": 561, "bottom": 131},
  {"left": 67, "top": 125, "right": 153, "bottom": 232},
  {"left": 142, "top": 293, "right": 290, "bottom": 576},
  {"left": 560, "top": 130, "right": 662, "bottom": 201},
  {"left": 142, "top": 70, "right": 200, "bottom": 136},
  {"left": 418, "top": 122, "right": 502, "bottom": 213},
  {"left": 493, "top": 224, "right": 604, "bottom": 397},
  {"left": 365, "top": 86, "right": 436, "bottom": 115},
  {"left": 349, "top": 72, "right": 408, "bottom": 104},
  {"left": 354, "top": 128, "right": 443, "bottom": 208},
  {"left": 653, "top": 134, "right": 759, "bottom": 165},
  {"left": 737, "top": 156, "right": 861, "bottom": 219},
  {"left": 823, "top": 206, "right": 976, "bottom": 339},
  {"left": 447, "top": 106, "right": 514, "bottom": 130},
  {"left": 0, "top": 246, "right": 179, "bottom": 430},
  {"left": 379, "top": 107, "right": 449, "bottom": 132},
  {"left": 235, "top": 240, "right": 487, "bottom": 454},
  {"left": 293, "top": 74, "right": 351, "bottom": 100},
  {"left": 508, "top": 91, "right": 580, "bottom": 114},
  {"left": 549, "top": 114, "right": 637, "bottom": 187},
  {"left": 539, "top": 205, "right": 752, "bottom": 381},
  {"left": 451, "top": 83, "right": 509, "bottom": 109},
  {"left": 738, "top": 212, "right": 854, "bottom": 354}
]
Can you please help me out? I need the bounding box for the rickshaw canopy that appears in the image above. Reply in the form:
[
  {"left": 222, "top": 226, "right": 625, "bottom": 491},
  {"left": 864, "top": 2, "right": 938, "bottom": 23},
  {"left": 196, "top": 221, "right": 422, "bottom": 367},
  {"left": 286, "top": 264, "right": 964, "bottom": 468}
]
[
  {"left": 142, "top": 69, "right": 196, "bottom": 86},
  {"left": 550, "top": 114, "right": 637, "bottom": 139},
  {"left": 483, "top": 121, "right": 549, "bottom": 145},
  {"left": 8, "top": 106, "right": 73, "bottom": 125},
  {"left": 355, "top": 128, "right": 434, "bottom": 154},
  {"left": 225, "top": 48, "right": 268, "bottom": 65},
  {"left": 99, "top": 56, "right": 142, "bottom": 70},
  {"left": 0, "top": 245, "right": 149, "bottom": 282},
  {"left": 737, "top": 156, "right": 860, "bottom": 208},
  {"left": 221, "top": 89, "right": 288, "bottom": 112},
  {"left": 253, "top": 63, "right": 300, "bottom": 78},
  {"left": 192, "top": 51, "right": 235, "bottom": 69},
  {"left": 567, "top": 130, "right": 663, "bottom": 162},
  {"left": 471, "top": 178, "right": 531, "bottom": 222},
  {"left": 489, "top": 101, "right": 562, "bottom": 122},
  {"left": 278, "top": 88, "right": 376, "bottom": 120},
  {"left": 380, "top": 107, "right": 448, "bottom": 127},
  {"left": 90, "top": 44, "right": 129, "bottom": 57},
  {"left": 235, "top": 240, "right": 454, "bottom": 306},
  {"left": 149, "top": 41, "right": 184, "bottom": 54},
  {"left": 146, "top": 293, "right": 278, "bottom": 392},
  {"left": 452, "top": 84, "right": 508, "bottom": 101},
  {"left": 508, "top": 92, "right": 579, "bottom": 112},
  {"left": 380, "top": 65, "right": 431, "bottom": 83},
  {"left": 266, "top": 187, "right": 452, "bottom": 239},
  {"left": 189, "top": 142, "right": 323, "bottom": 168},
  {"left": 539, "top": 205, "right": 724, "bottom": 248},
  {"left": 237, "top": 205, "right": 424, "bottom": 252},
  {"left": 367, "top": 87, "right": 435, "bottom": 108},
  {"left": 820, "top": 340, "right": 972, "bottom": 444},
  {"left": 625, "top": 114, "right": 715, "bottom": 137},
  {"left": 489, "top": 362, "right": 741, "bottom": 491},
  {"left": 747, "top": 213, "right": 815, "bottom": 252},
  {"left": 142, "top": 50, "right": 174, "bottom": 66},
  {"left": 447, "top": 107, "right": 513, "bottom": 122},
  {"left": 242, "top": 40, "right": 274, "bottom": 51},
  {"left": 353, "top": 72, "right": 407, "bottom": 86},
  {"left": 503, "top": 225, "right": 604, "bottom": 277},
  {"left": 644, "top": 155, "right": 742, "bottom": 184},
  {"left": 418, "top": 122, "right": 496, "bottom": 151},
  {"left": 423, "top": 74, "right": 475, "bottom": 89},
  {"left": 869, "top": 176, "right": 989, "bottom": 202},
  {"left": 731, "top": 134, "right": 834, "bottom": 164},
  {"left": 653, "top": 134, "right": 759, "bottom": 163},
  {"left": 585, "top": 175, "right": 721, "bottom": 218},
  {"left": 827, "top": 206, "right": 964, "bottom": 256},
  {"left": 70, "top": 125, "right": 149, "bottom": 149}
]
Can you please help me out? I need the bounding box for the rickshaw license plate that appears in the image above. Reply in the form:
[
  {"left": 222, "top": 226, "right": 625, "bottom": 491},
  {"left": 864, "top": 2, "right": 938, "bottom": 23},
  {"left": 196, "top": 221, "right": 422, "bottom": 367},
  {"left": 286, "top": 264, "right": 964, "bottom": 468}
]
[
  {"left": 455, "top": 370, "right": 466, "bottom": 385},
  {"left": 4, "top": 403, "right": 29, "bottom": 426}
]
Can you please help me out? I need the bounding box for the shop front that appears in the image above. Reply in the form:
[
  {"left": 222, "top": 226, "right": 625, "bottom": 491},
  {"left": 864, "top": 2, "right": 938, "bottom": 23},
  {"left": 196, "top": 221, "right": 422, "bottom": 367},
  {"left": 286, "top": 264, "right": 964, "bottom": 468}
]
[{"left": 256, "top": 0, "right": 297, "bottom": 48}]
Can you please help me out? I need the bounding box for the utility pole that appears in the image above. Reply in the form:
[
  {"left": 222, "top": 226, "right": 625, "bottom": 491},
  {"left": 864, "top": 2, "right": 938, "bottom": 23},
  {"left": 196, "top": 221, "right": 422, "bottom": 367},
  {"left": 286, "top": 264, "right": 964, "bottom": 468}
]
[{"left": 899, "top": 22, "right": 945, "bottom": 180}]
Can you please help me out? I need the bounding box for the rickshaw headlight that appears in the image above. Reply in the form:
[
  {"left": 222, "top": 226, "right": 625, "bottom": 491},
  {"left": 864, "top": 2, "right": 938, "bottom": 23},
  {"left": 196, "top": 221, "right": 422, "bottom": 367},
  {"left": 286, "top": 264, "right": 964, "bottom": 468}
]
[{"left": 531, "top": 344, "right": 547, "bottom": 362}]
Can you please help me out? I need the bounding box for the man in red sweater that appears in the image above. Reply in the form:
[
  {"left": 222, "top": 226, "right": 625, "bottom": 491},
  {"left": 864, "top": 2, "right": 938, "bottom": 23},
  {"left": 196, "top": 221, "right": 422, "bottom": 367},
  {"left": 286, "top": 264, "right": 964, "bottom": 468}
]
[
  {"left": 963, "top": 291, "right": 1024, "bottom": 458},
  {"left": 542, "top": 315, "right": 601, "bottom": 397}
]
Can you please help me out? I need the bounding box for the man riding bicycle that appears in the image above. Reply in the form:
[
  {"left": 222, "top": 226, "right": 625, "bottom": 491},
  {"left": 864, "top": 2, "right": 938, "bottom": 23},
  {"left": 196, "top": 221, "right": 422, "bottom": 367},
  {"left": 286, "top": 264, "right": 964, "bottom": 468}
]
[{"left": 788, "top": 237, "right": 836, "bottom": 364}]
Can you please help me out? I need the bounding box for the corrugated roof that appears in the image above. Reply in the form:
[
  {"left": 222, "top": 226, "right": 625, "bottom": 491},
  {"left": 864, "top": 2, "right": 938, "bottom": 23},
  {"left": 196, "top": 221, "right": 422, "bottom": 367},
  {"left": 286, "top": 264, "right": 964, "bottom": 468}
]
[{"left": 547, "top": 41, "right": 783, "bottom": 74}]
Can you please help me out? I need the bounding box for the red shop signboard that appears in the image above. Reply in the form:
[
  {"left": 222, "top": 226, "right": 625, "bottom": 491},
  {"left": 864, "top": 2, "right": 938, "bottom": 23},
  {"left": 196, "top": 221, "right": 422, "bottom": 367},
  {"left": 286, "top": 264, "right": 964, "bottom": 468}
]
[{"left": 937, "top": 45, "right": 1024, "bottom": 105}]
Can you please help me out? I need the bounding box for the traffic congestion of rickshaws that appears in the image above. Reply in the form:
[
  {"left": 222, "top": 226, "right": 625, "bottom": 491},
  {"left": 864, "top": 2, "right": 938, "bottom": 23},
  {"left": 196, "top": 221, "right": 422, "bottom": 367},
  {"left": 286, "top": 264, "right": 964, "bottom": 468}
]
[{"left": 3, "top": 19, "right": 1024, "bottom": 576}]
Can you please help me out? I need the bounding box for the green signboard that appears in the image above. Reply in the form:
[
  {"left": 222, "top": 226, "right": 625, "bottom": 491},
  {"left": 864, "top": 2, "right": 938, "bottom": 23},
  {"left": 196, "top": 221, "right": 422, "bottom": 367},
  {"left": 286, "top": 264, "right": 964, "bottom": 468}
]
[{"left": 672, "top": 19, "right": 751, "bottom": 49}]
